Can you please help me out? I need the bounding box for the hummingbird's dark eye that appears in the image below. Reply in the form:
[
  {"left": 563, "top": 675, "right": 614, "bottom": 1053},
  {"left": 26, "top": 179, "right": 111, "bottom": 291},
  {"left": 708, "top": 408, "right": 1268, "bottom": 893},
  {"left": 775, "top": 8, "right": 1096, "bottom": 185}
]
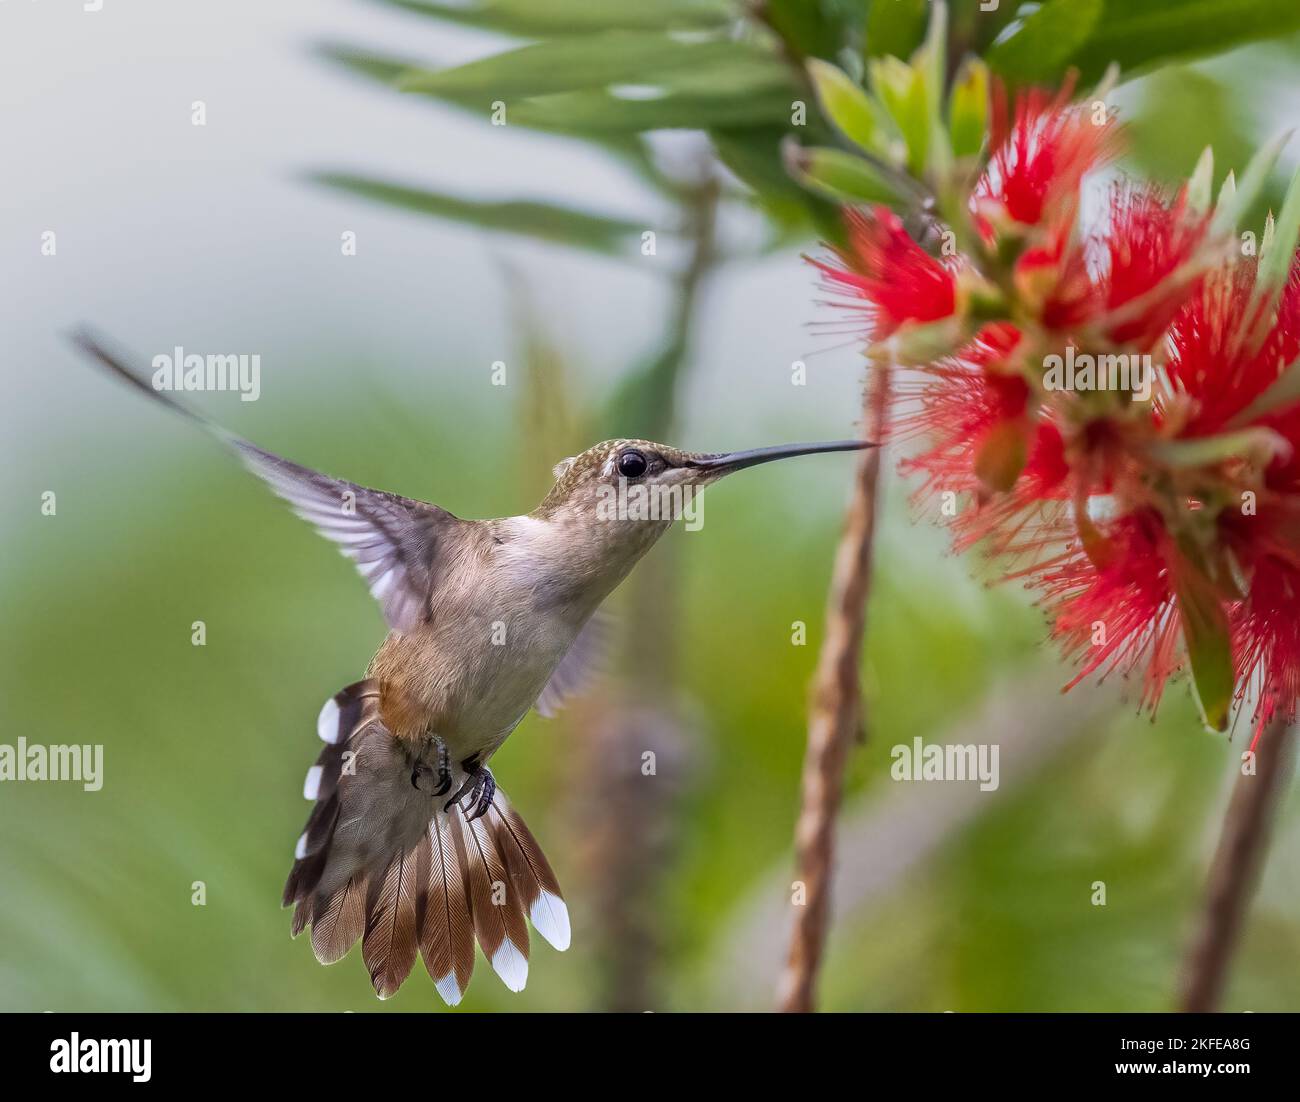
[{"left": 616, "top": 449, "right": 649, "bottom": 479}]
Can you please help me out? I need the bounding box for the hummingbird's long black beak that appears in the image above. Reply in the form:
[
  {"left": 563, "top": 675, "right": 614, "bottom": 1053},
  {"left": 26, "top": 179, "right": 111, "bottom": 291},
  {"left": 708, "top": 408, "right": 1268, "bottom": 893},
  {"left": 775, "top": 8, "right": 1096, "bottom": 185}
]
[{"left": 687, "top": 439, "right": 873, "bottom": 475}]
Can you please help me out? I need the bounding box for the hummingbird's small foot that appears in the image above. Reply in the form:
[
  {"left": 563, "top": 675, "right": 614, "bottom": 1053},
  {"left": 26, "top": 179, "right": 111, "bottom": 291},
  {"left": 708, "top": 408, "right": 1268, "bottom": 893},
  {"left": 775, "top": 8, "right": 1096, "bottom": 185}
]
[
  {"left": 443, "top": 759, "right": 495, "bottom": 822},
  {"left": 411, "top": 735, "right": 452, "bottom": 796}
]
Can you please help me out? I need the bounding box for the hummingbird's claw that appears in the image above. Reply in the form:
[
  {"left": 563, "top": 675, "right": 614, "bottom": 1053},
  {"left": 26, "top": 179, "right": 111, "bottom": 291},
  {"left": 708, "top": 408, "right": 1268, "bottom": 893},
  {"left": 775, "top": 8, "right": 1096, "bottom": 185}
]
[
  {"left": 468, "top": 769, "right": 496, "bottom": 823},
  {"left": 412, "top": 735, "right": 453, "bottom": 796},
  {"left": 443, "top": 758, "right": 496, "bottom": 822}
]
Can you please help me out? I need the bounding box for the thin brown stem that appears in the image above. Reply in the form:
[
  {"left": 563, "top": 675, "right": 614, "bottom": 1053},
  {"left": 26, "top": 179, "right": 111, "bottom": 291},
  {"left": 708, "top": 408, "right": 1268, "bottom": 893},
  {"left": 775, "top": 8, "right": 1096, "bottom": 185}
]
[
  {"left": 1179, "top": 712, "right": 1297, "bottom": 1012},
  {"left": 777, "top": 369, "right": 889, "bottom": 1013}
]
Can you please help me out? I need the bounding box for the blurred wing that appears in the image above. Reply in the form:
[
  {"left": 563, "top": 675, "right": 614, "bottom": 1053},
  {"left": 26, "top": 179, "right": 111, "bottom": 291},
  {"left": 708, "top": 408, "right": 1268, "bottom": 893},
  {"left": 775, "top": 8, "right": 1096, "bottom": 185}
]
[
  {"left": 535, "top": 610, "right": 610, "bottom": 718},
  {"left": 74, "top": 328, "right": 459, "bottom": 634}
]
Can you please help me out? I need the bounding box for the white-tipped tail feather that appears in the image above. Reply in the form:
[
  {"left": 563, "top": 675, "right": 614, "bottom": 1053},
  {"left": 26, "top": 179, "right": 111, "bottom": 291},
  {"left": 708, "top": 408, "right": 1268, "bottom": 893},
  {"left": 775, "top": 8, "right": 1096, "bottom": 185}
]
[
  {"left": 530, "top": 890, "right": 572, "bottom": 952},
  {"left": 433, "top": 972, "right": 463, "bottom": 1007},
  {"left": 491, "top": 939, "right": 529, "bottom": 993},
  {"left": 302, "top": 765, "right": 323, "bottom": 801},
  {"left": 316, "top": 697, "right": 340, "bottom": 743}
]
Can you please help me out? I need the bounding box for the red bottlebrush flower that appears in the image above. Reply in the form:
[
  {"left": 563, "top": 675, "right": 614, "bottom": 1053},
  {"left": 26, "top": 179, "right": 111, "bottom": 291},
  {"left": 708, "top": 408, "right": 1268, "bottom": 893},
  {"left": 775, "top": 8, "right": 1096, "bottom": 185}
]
[
  {"left": 894, "top": 322, "right": 1074, "bottom": 557},
  {"left": 893, "top": 322, "right": 1026, "bottom": 493},
  {"left": 1031, "top": 509, "right": 1183, "bottom": 713},
  {"left": 810, "top": 205, "right": 956, "bottom": 339},
  {"left": 1166, "top": 255, "right": 1300, "bottom": 441},
  {"left": 810, "top": 112, "right": 1300, "bottom": 730},
  {"left": 973, "top": 79, "right": 1119, "bottom": 238},
  {"left": 1233, "top": 554, "right": 1300, "bottom": 735},
  {"left": 1041, "top": 183, "right": 1209, "bottom": 349}
]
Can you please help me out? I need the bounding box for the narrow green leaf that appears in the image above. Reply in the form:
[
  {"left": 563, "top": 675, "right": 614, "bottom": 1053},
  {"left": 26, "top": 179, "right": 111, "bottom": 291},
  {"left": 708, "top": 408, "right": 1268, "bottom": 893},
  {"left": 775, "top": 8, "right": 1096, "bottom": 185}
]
[
  {"left": 1252, "top": 163, "right": 1300, "bottom": 308},
  {"left": 986, "top": 0, "right": 1103, "bottom": 84},
  {"left": 1218, "top": 170, "right": 1237, "bottom": 209},
  {"left": 399, "top": 33, "right": 771, "bottom": 99},
  {"left": 784, "top": 142, "right": 902, "bottom": 206},
  {"left": 1211, "top": 131, "right": 1291, "bottom": 239},
  {"left": 311, "top": 173, "right": 643, "bottom": 254},
  {"left": 806, "top": 59, "right": 885, "bottom": 157},
  {"left": 1068, "top": 0, "right": 1300, "bottom": 85},
  {"left": 1152, "top": 427, "right": 1290, "bottom": 467},
  {"left": 316, "top": 43, "right": 410, "bottom": 86},
  {"left": 914, "top": 0, "right": 950, "bottom": 178},
  {"left": 948, "top": 58, "right": 989, "bottom": 161},
  {"left": 762, "top": 0, "right": 844, "bottom": 62},
  {"left": 917, "top": 0, "right": 946, "bottom": 108},
  {"left": 510, "top": 87, "right": 793, "bottom": 132},
  {"left": 711, "top": 128, "right": 817, "bottom": 225},
  {"left": 864, "top": 0, "right": 929, "bottom": 61},
  {"left": 1226, "top": 356, "right": 1300, "bottom": 427},
  {"left": 1172, "top": 551, "right": 1235, "bottom": 732},
  {"left": 1186, "top": 146, "right": 1215, "bottom": 214},
  {"left": 376, "top": 0, "right": 730, "bottom": 35},
  {"left": 869, "top": 55, "right": 928, "bottom": 176}
]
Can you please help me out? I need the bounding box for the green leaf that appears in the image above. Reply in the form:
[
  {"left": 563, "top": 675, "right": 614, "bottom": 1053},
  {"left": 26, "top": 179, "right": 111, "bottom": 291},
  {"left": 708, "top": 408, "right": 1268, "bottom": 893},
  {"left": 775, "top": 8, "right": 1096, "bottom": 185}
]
[
  {"left": 1172, "top": 550, "right": 1235, "bottom": 732},
  {"left": 510, "top": 87, "right": 794, "bottom": 132},
  {"left": 784, "top": 142, "right": 902, "bottom": 206},
  {"left": 806, "top": 59, "right": 886, "bottom": 156},
  {"left": 949, "top": 59, "right": 989, "bottom": 161},
  {"left": 1127, "top": 69, "right": 1256, "bottom": 196},
  {"left": 1069, "top": 0, "right": 1300, "bottom": 84},
  {"left": 864, "top": 0, "right": 929, "bottom": 61},
  {"left": 399, "top": 33, "right": 774, "bottom": 99},
  {"left": 869, "top": 55, "right": 928, "bottom": 177},
  {"left": 1152, "top": 427, "right": 1290, "bottom": 467},
  {"left": 1226, "top": 356, "right": 1300, "bottom": 426},
  {"left": 315, "top": 44, "right": 680, "bottom": 194},
  {"left": 916, "top": 0, "right": 947, "bottom": 112},
  {"left": 986, "top": 0, "right": 1104, "bottom": 84},
  {"left": 316, "top": 43, "right": 410, "bottom": 86},
  {"left": 1210, "top": 130, "right": 1291, "bottom": 239},
  {"left": 376, "top": 0, "right": 730, "bottom": 35},
  {"left": 1252, "top": 163, "right": 1300, "bottom": 308},
  {"left": 914, "top": 0, "right": 951, "bottom": 179},
  {"left": 762, "top": 0, "right": 844, "bottom": 62},
  {"left": 711, "top": 128, "right": 825, "bottom": 231},
  {"left": 311, "top": 173, "right": 643, "bottom": 254},
  {"left": 1186, "top": 146, "right": 1215, "bottom": 214}
]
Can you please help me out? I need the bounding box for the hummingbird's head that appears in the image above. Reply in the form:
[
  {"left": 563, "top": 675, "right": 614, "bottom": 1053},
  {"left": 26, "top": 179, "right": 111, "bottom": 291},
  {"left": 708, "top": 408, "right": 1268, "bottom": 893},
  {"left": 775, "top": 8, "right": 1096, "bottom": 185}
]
[
  {"left": 533, "top": 437, "right": 870, "bottom": 529},
  {"left": 515, "top": 436, "right": 869, "bottom": 610}
]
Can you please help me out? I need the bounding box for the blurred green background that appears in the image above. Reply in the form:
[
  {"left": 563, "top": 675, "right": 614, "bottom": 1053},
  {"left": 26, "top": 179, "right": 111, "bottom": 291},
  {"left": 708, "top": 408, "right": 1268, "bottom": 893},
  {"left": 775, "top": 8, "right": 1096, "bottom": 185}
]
[{"left": 3, "top": 0, "right": 1299, "bottom": 1011}]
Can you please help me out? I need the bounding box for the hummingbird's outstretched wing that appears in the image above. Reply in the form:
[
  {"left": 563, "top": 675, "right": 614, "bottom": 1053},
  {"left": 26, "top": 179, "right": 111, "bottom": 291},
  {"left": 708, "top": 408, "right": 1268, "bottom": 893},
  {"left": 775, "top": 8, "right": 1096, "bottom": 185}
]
[
  {"left": 74, "top": 329, "right": 460, "bottom": 633},
  {"left": 535, "top": 610, "right": 610, "bottom": 718}
]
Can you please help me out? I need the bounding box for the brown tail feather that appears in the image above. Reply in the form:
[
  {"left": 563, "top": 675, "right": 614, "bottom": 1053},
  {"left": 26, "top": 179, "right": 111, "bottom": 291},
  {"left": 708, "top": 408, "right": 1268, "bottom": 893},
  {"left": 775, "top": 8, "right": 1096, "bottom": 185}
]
[
  {"left": 489, "top": 793, "right": 570, "bottom": 951},
  {"left": 456, "top": 812, "right": 531, "bottom": 992},
  {"left": 362, "top": 847, "right": 421, "bottom": 999},
  {"left": 420, "top": 812, "right": 476, "bottom": 1004},
  {"left": 310, "top": 876, "right": 368, "bottom": 965},
  {"left": 282, "top": 680, "right": 380, "bottom": 908}
]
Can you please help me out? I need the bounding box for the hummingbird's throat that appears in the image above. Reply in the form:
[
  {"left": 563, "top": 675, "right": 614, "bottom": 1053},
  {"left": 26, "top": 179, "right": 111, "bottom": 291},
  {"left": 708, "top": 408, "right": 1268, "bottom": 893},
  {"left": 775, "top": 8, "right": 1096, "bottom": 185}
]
[{"left": 593, "top": 478, "right": 705, "bottom": 530}]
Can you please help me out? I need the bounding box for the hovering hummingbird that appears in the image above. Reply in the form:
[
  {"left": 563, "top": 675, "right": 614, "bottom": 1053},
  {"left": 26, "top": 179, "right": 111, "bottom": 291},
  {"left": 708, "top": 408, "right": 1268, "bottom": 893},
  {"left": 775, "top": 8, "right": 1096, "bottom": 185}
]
[{"left": 76, "top": 331, "right": 869, "bottom": 1006}]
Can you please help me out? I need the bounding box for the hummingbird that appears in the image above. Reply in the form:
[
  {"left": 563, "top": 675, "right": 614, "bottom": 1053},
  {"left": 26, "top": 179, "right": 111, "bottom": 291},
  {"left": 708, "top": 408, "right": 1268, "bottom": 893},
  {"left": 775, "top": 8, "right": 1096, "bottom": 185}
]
[{"left": 75, "top": 331, "right": 869, "bottom": 1006}]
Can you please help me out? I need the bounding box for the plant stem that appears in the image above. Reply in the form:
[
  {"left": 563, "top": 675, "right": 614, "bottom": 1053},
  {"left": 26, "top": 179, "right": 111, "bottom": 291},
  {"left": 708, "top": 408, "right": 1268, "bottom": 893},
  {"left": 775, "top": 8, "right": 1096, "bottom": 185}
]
[
  {"left": 777, "top": 369, "right": 888, "bottom": 1013},
  {"left": 1179, "top": 712, "right": 1297, "bottom": 1011}
]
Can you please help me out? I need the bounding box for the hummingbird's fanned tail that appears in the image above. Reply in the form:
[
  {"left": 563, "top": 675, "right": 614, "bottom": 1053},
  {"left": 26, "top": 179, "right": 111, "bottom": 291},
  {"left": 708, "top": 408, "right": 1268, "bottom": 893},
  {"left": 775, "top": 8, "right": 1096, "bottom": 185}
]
[{"left": 284, "top": 680, "right": 568, "bottom": 1006}]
